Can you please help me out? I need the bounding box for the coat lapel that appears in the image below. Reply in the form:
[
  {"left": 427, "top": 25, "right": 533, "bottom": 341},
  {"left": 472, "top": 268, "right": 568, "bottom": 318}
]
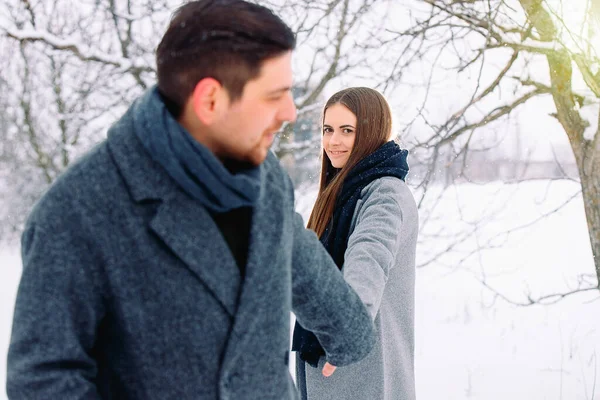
[
  {"left": 220, "top": 163, "right": 288, "bottom": 370},
  {"left": 149, "top": 194, "right": 241, "bottom": 317},
  {"left": 107, "top": 125, "right": 241, "bottom": 317}
]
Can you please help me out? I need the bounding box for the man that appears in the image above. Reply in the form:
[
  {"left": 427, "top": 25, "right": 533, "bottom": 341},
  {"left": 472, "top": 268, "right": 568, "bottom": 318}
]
[{"left": 6, "top": 1, "right": 375, "bottom": 399}]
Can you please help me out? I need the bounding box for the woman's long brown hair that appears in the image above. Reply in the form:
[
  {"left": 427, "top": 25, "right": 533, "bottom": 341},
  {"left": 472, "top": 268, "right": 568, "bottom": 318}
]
[{"left": 307, "top": 87, "right": 393, "bottom": 238}]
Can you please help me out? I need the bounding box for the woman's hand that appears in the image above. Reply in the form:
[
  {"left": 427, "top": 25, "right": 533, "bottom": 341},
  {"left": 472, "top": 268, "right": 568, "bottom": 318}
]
[{"left": 322, "top": 362, "right": 337, "bottom": 377}]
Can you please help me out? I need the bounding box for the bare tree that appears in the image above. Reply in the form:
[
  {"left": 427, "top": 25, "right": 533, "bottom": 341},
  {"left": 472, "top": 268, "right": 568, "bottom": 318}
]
[
  {"left": 381, "top": 0, "right": 600, "bottom": 290},
  {"left": 0, "top": 0, "right": 166, "bottom": 239},
  {"left": 0, "top": 0, "right": 393, "bottom": 237},
  {"left": 4, "top": 0, "right": 596, "bottom": 300}
]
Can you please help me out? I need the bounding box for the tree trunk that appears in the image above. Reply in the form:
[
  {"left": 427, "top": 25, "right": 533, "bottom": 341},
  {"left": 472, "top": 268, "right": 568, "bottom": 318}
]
[
  {"left": 574, "top": 141, "right": 600, "bottom": 284},
  {"left": 547, "top": 53, "right": 600, "bottom": 284},
  {"left": 519, "top": 0, "right": 600, "bottom": 285}
]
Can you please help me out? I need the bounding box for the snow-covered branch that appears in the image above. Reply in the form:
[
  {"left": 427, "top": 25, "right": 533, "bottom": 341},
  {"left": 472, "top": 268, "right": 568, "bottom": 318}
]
[{"left": 3, "top": 27, "right": 154, "bottom": 73}]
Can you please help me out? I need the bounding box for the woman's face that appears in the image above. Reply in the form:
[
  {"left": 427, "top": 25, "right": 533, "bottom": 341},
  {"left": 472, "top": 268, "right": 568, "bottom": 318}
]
[{"left": 322, "top": 103, "right": 357, "bottom": 168}]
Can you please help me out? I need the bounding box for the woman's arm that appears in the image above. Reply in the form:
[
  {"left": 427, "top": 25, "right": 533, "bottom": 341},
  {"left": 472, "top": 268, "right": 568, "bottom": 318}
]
[{"left": 342, "top": 177, "right": 418, "bottom": 320}]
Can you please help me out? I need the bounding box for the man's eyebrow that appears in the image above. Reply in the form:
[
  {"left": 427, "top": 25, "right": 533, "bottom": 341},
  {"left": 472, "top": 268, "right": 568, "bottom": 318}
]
[{"left": 267, "top": 86, "right": 292, "bottom": 95}]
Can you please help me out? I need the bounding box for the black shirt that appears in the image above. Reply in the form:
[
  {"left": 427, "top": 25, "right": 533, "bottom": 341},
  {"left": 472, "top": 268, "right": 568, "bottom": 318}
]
[{"left": 209, "top": 206, "right": 253, "bottom": 278}]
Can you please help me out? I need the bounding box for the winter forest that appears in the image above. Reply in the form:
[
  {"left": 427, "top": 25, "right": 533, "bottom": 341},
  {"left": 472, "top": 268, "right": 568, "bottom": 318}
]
[{"left": 1, "top": 0, "right": 600, "bottom": 398}]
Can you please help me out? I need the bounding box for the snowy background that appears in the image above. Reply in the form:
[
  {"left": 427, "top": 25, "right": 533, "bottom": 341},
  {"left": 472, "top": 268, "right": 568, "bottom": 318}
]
[{"left": 3, "top": 179, "right": 598, "bottom": 400}]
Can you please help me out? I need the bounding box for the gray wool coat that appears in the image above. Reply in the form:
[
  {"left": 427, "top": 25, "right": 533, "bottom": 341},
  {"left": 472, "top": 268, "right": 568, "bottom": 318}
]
[
  {"left": 6, "top": 114, "right": 375, "bottom": 399},
  {"left": 297, "top": 176, "right": 418, "bottom": 400}
]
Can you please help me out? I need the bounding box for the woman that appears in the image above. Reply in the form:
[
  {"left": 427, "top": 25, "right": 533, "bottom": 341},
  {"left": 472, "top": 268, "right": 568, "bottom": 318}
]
[{"left": 292, "top": 87, "right": 418, "bottom": 400}]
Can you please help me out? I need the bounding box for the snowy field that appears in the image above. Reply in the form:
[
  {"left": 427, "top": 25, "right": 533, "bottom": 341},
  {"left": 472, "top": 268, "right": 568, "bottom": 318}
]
[{"left": 2, "top": 179, "right": 599, "bottom": 399}]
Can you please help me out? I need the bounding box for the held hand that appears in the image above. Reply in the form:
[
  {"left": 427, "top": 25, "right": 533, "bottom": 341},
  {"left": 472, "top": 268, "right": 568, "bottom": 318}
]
[{"left": 322, "top": 362, "right": 337, "bottom": 377}]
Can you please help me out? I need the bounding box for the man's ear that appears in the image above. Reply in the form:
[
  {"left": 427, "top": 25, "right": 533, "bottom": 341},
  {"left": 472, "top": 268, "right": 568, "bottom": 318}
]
[{"left": 190, "top": 78, "right": 228, "bottom": 124}]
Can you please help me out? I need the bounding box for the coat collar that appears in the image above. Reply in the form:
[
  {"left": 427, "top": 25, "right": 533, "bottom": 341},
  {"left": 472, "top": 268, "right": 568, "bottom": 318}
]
[{"left": 107, "top": 114, "right": 176, "bottom": 203}]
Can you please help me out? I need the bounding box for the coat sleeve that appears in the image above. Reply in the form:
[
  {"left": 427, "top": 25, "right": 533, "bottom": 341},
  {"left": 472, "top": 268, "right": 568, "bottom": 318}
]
[
  {"left": 290, "top": 210, "right": 375, "bottom": 367},
  {"left": 7, "top": 219, "right": 105, "bottom": 399},
  {"left": 342, "top": 178, "right": 416, "bottom": 321}
]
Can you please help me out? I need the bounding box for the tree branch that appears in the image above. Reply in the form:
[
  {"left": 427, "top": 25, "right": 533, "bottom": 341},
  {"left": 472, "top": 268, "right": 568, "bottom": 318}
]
[
  {"left": 4, "top": 27, "right": 154, "bottom": 74},
  {"left": 435, "top": 87, "right": 548, "bottom": 147}
]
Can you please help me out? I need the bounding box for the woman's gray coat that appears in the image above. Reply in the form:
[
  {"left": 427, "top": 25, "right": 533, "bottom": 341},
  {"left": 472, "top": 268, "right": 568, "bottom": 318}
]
[{"left": 297, "top": 176, "right": 418, "bottom": 400}]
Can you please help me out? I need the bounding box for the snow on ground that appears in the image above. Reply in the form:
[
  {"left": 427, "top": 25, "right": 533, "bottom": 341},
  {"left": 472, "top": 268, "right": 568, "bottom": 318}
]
[{"left": 2, "top": 180, "right": 599, "bottom": 399}]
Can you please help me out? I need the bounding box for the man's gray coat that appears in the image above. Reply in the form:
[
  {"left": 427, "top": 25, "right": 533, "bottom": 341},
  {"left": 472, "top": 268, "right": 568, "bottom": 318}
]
[{"left": 6, "top": 108, "right": 374, "bottom": 399}]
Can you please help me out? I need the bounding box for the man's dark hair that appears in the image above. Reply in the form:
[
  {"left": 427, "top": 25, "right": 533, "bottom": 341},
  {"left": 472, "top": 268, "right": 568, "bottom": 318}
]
[{"left": 156, "top": 0, "right": 296, "bottom": 117}]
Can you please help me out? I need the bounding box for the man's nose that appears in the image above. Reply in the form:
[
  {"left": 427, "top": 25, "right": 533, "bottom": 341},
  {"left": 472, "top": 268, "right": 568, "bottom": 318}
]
[{"left": 280, "top": 93, "right": 297, "bottom": 123}]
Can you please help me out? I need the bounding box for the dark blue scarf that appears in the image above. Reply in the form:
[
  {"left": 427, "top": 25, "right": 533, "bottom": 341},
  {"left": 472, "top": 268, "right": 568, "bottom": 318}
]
[
  {"left": 132, "top": 86, "right": 261, "bottom": 212},
  {"left": 292, "top": 140, "right": 409, "bottom": 367}
]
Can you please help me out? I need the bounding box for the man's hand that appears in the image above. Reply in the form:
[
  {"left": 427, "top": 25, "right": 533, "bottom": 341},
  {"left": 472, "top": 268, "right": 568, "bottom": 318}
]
[{"left": 322, "top": 362, "right": 337, "bottom": 377}]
